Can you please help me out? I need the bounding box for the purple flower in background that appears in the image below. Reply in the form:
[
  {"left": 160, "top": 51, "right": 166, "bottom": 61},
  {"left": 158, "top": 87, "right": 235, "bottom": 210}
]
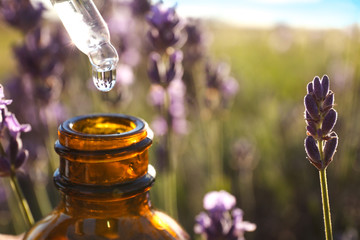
[
  {"left": 151, "top": 116, "right": 168, "bottom": 136},
  {"left": 3, "top": 21, "right": 70, "bottom": 165},
  {"left": 0, "top": 85, "right": 12, "bottom": 107},
  {"left": 195, "top": 190, "right": 256, "bottom": 240},
  {"left": 205, "top": 61, "right": 239, "bottom": 110},
  {"left": 14, "top": 27, "right": 67, "bottom": 80},
  {"left": 166, "top": 50, "right": 184, "bottom": 83},
  {"left": 0, "top": 85, "right": 12, "bottom": 128},
  {"left": 183, "top": 18, "right": 210, "bottom": 63},
  {"left": 149, "top": 79, "right": 188, "bottom": 136},
  {"left": 6, "top": 25, "right": 69, "bottom": 124},
  {"left": 0, "top": 0, "right": 44, "bottom": 32},
  {"left": 203, "top": 190, "right": 236, "bottom": 212},
  {"left": 146, "top": 2, "right": 188, "bottom": 182},
  {"left": 4, "top": 113, "right": 31, "bottom": 138},
  {"left": 304, "top": 75, "right": 338, "bottom": 170},
  {"left": 148, "top": 52, "right": 162, "bottom": 84},
  {"left": 149, "top": 84, "right": 166, "bottom": 107},
  {"left": 146, "top": 2, "right": 185, "bottom": 52},
  {"left": 148, "top": 50, "right": 184, "bottom": 87},
  {"left": 0, "top": 85, "right": 31, "bottom": 177}
]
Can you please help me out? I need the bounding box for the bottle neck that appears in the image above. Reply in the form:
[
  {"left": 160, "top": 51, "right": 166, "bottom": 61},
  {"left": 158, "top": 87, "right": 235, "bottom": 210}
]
[
  {"left": 56, "top": 147, "right": 150, "bottom": 185},
  {"left": 59, "top": 191, "right": 152, "bottom": 218},
  {"left": 53, "top": 114, "right": 155, "bottom": 214}
]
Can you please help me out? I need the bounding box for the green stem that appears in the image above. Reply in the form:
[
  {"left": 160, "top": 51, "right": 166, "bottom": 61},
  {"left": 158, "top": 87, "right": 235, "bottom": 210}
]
[
  {"left": 9, "top": 172, "right": 34, "bottom": 228},
  {"left": 318, "top": 140, "right": 333, "bottom": 240},
  {"left": 319, "top": 169, "right": 333, "bottom": 240}
]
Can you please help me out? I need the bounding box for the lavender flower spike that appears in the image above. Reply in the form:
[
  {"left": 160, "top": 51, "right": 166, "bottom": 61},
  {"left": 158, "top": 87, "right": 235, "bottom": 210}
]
[
  {"left": 195, "top": 190, "right": 256, "bottom": 240},
  {"left": 146, "top": 2, "right": 185, "bottom": 52},
  {"left": 304, "top": 75, "right": 338, "bottom": 170},
  {"left": 304, "top": 75, "right": 337, "bottom": 240},
  {"left": 0, "top": 0, "right": 45, "bottom": 32},
  {"left": 204, "top": 190, "right": 236, "bottom": 212},
  {"left": 0, "top": 84, "right": 31, "bottom": 177}
]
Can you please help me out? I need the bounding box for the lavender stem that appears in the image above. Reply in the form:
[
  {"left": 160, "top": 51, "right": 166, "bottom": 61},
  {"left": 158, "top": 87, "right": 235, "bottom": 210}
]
[
  {"left": 318, "top": 139, "right": 333, "bottom": 240},
  {"left": 9, "top": 172, "right": 34, "bottom": 228}
]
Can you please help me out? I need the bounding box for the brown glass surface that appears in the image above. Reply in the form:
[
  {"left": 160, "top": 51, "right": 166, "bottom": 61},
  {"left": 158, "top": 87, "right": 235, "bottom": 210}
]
[{"left": 23, "top": 114, "right": 189, "bottom": 240}]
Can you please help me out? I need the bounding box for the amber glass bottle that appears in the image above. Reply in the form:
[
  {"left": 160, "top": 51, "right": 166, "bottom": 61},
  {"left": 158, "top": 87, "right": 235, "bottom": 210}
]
[{"left": 23, "top": 114, "right": 189, "bottom": 240}]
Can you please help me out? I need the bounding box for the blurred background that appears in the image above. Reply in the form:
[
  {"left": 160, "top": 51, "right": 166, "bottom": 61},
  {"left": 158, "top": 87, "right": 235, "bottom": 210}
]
[{"left": 1, "top": 0, "right": 360, "bottom": 239}]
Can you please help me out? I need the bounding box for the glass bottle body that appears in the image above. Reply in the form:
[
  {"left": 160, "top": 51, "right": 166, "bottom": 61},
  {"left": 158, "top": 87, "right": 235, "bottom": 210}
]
[{"left": 23, "top": 114, "right": 188, "bottom": 240}]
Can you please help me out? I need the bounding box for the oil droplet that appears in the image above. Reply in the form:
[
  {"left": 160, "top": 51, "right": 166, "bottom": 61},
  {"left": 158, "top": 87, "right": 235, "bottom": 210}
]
[{"left": 92, "top": 68, "right": 116, "bottom": 92}]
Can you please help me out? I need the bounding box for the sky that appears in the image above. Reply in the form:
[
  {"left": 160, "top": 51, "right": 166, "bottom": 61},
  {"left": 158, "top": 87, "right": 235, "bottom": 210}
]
[
  {"left": 37, "top": 0, "right": 360, "bottom": 29},
  {"left": 171, "top": 0, "right": 360, "bottom": 29}
]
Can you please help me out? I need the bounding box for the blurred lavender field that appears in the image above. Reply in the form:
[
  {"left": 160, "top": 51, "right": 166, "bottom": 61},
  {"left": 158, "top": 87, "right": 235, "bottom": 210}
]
[{"left": 1, "top": 0, "right": 360, "bottom": 239}]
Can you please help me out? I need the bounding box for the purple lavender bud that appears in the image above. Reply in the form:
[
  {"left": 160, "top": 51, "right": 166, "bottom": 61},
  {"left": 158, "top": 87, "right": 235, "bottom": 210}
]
[
  {"left": 304, "top": 94, "right": 319, "bottom": 120},
  {"left": 321, "top": 109, "right": 337, "bottom": 136},
  {"left": 0, "top": 86, "right": 12, "bottom": 130},
  {"left": 232, "top": 208, "right": 256, "bottom": 234},
  {"left": 323, "top": 133, "right": 338, "bottom": 167},
  {"left": 304, "top": 111, "right": 311, "bottom": 122},
  {"left": 203, "top": 190, "right": 236, "bottom": 213},
  {"left": 146, "top": 3, "right": 185, "bottom": 51},
  {"left": 13, "top": 26, "right": 67, "bottom": 80},
  {"left": 166, "top": 50, "right": 183, "bottom": 83},
  {"left": 4, "top": 113, "right": 31, "bottom": 138},
  {"left": 147, "top": 4, "right": 178, "bottom": 29},
  {"left": 307, "top": 82, "right": 313, "bottom": 94},
  {"left": 168, "top": 79, "right": 186, "bottom": 117},
  {"left": 313, "top": 76, "right": 323, "bottom": 100},
  {"left": 151, "top": 116, "right": 168, "bottom": 136},
  {"left": 148, "top": 84, "right": 165, "bottom": 107},
  {"left": 194, "top": 212, "right": 211, "bottom": 234},
  {"left": 322, "top": 92, "right": 334, "bottom": 112},
  {"left": 183, "top": 19, "right": 209, "bottom": 62},
  {"left": 148, "top": 52, "right": 162, "bottom": 84},
  {"left": 0, "top": 85, "right": 13, "bottom": 107},
  {"left": 306, "top": 124, "right": 317, "bottom": 137},
  {"left": 321, "top": 75, "right": 329, "bottom": 98},
  {"left": 116, "top": 64, "right": 134, "bottom": 86},
  {"left": 232, "top": 208, "right": 244, "bottom": 220},
  {"left": 304, "top": 136, "right": 322, "bottom": 170},
  {"left": 221, "top": 77, "right": 239, "bottom": 99},
  {"left": 14, "top": 149, "right": 28, "bottom": 169}
]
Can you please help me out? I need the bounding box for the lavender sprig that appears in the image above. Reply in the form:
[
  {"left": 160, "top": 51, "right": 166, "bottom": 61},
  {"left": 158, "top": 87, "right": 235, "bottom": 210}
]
[
  {"left": 146, "top": 2, "right": 185, "bottom": 53},
  {"left": 304, "top": 75, "right": 338, "bottom": 170},
  {"left": 0, "top": 85, "right": 34, "bottom": 228},
  {"left": 146, "top": 2, "right": 187, "bottom": 218},
  {"left": 304, "top": 75, "right": 337, "bottom": 240},
  {"left": 194, "top": 190, "right": 256, "bottom": 240},
  {"left": 205, "top": 61, "right": 239, "bottom": 112},
  {"left": 0, "top": 0, "right": 44, "bottom": 33}
]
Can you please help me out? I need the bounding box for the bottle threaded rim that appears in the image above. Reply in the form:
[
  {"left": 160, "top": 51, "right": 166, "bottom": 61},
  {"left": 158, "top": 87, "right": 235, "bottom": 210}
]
[{"left": 58, "top": 114, "right": 153, "bottom": 151}]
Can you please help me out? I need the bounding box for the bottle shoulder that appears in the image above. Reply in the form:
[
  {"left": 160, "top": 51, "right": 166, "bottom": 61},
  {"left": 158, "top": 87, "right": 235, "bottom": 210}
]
[{"left": 23, "top": 209, "right": 189, "bottom": 240}]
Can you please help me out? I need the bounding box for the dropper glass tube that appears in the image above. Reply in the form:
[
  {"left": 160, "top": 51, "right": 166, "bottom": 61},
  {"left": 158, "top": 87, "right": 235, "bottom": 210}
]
[{"left": 50, "top": 0, "right": 119, "bottom": 92}]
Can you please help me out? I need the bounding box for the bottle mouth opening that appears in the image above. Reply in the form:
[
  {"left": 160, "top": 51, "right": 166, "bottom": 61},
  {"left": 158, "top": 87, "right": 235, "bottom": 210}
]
[
  {"left": 70, "top": 115, "right": 137, "bottom": 135},
  {"left": 58, "top": 114, "right": 152, "bottom": 151}
]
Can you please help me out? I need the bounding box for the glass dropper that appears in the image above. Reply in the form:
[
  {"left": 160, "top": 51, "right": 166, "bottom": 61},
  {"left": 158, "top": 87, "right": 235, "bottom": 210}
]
[{"left": 50, "top": 0, "right": 119, "bottom": 92}]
